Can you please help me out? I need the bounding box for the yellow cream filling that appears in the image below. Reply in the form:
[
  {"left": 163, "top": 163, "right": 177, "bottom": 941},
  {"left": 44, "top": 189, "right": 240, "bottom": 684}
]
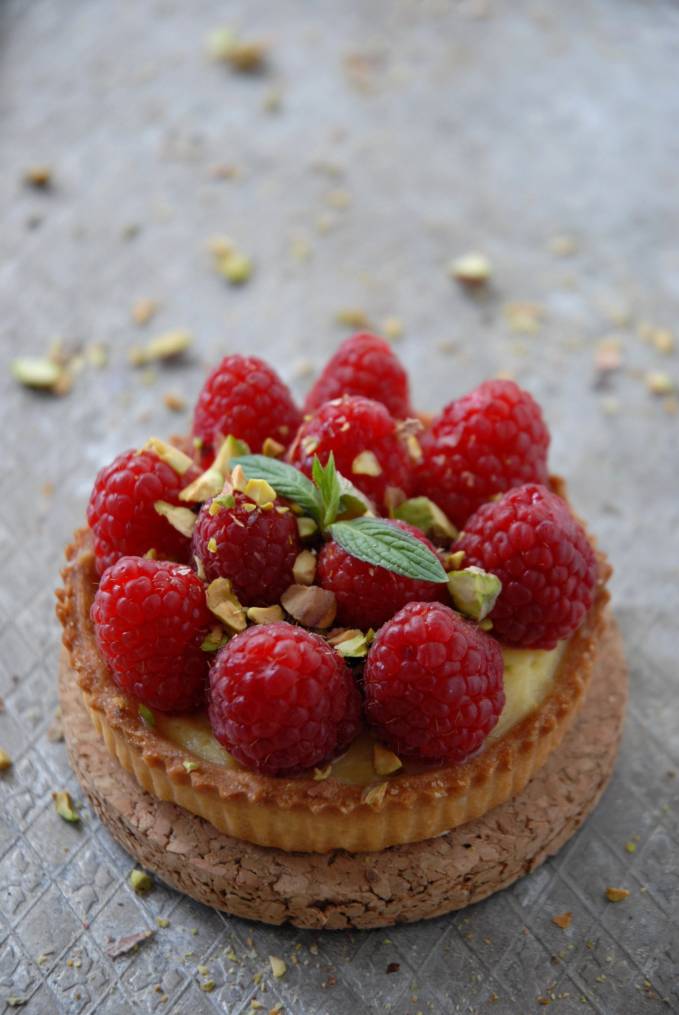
[{"left": 155, "top": 643, "right": 565, "bottom": 786}]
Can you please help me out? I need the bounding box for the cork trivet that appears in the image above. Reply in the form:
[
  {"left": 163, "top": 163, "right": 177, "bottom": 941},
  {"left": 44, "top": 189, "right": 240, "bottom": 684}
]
[{"left": 60, "top": 615, "right": 627, "bottom": 930}]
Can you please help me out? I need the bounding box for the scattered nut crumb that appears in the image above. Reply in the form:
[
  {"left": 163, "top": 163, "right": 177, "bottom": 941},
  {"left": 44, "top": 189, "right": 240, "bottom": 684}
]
[
  {"left": 504, "top": 302, "right": 545, "bottom": 334},
  {"left": 163, "top": 392, "right": 186, "bottom": 412},
  {"left": 381, "top": 316, "right": 404, "bottom": 340},
  {"left": 129, "top": 869, "right": 153, "bottom": 894},
  {"left": 129, "top": 329, "right": 192, "bottom": 366},
  {"left": 24, "top": 165, "right": 52, "bottom": 189},
  {"left": 269, "top": 955, "right": 286, "bottom": 979},
  {"left": 207, "top": 28, "right": 268, "bottom": 72},
  {"left": 52, "top": 790, "right": 79, "bottom": 823},
  {"left": 645, "top": 371, "right": 674, "bottom": 395},
  {"left": 336, "top": 308, "right": 371, "bottom": 329},
  {"left": 449, "top": 252, "right": 492, "bottom": 285},
  {"left": 12, "top": 357, "right": 67, "bottom": 394},
  {"left": 551, "top": 912, "right": 572, "bottom": 929},
  {"left": 281, "top": 584, "right": 337, "bottom": 628},
  {"left": 605, "top": 886, "right": 630, "bottom": 903},
  {"left": 106, "top": 930, "right": 154, "bottom": 958},
  {"left": 0, "top": 749, "right": 12, "bottom": 771},
  {"left": 132, "top": 299, "right": 159, "bottom": 326}
]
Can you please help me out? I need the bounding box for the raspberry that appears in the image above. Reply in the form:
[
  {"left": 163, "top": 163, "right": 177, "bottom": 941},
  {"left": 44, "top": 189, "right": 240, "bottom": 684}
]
[
  {"left": 192, "top": 491, "right": 300, "bottom": 605},
  {"left": 305, "top": 333, "right": 412, "bottom": 419},
  {"left": 288, "top": 395, "right": 413, "bottom": 511},
  {"left": 87, "top": 450, "right": 196, "bottom": 575},
  {"left": 192, "top": 354, "right": 302, "bottom": 462},
  {"left": 91, "top": 557, "right": 212, "bottom": 711},
  {"left": 208, "top": 622, "right": 360, "bottom": 775},
  {"left": 453, "top": 484, "right": 597, "bottom": 649},
  {"left": 317, "top": 521, "right": 444, "bottom": 629},
  {"left": 415, "top": 380, "right": 550, "bottom": 528},
  {"left": 364, "top": 602, "right": 504, "bottom": 763}
]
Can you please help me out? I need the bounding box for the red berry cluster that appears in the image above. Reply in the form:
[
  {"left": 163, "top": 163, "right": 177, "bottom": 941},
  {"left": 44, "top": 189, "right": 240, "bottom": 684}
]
[{"left": 87, "top": 332, "right": 599, "bottom": 776}]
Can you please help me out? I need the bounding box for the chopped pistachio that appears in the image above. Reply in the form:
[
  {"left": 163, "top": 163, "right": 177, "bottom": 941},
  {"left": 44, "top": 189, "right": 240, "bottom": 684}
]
[
  {"left": 404, "top": 434, "right": 423, "bottom": 464},
  {"left": 624, "top": 841, "right": 637, "bottom": 854},
  {"left": 450, "top": 252, "right": 491, "bottom": 285},
  {"left": 269, "top": 956, "right": 286, "bottom": 979},
  {"left": 281, "top": 584, "right": 337, "bottom": 629},
  {"left": 373, "top": 744, "right": 402, "bottom": 775},
  {"left": 200, "top": 980, "right": 216, "bottom": 993},
  {"left": 52, "top": 790, "right": 79, "bottom": 823},
  {"left": 479, "top": 618, "right": 493, "bottom": 631},
  {"left": 551, "top": 911, "right": 573, "bottom": 929},
  {"left": 394, "top": 497, "right": 458, "bottom": 542},
  {"left": 206, "top": 578, "right": 247, "bottom": 632},
  {"left": 131, "top": 298, "right": 159, "bottom": 325},
  {"left": 301, "top": 435, "right": 320, "bottom": 456},
  {"left": 86, "top": 342, "right": 109, "bottom": 368},
  {"left": 154, "top": 501, "right": 197, "bottom": 538},
  {"left": 214, "top": 248, "right": 253, "bottom": 284},
  {"left": 351, "top": 450, "right": 382, "bottom": 477},
  {"left": 313, "top": 765, "right": 332, "bottom": 781},
  {"left": 448, "top": 566, "right": 501, "bottom": 622},
  {"left": 143, "top": 437, "right": 194, "bottom": 475},
  {"left": 201, "top": 626, "right": 228, "bottom": 652},
  {"left": 139, "top": 704, "right": 155, "bottom": 727},
  {"left": 207, "top": 537, "right": 218, "bottom": 553},
  {"left": 362, "top": 782, "right": 388, "bottom": 807},
  {"left": 328, "top": 629, "right": 372, "bottom": 658},
  {"left": 444, "top": 550, "right": 466, "bottom": 571},
  {"left": 231, "top": 464, "right": 247, "bottom": 492},
  {"left": 194, "top": 555, "right": 206, "bottom": 580},
  {"left": 292, "top": 549, "right": 317, "bottom": 586},
  {"left": 24, "top": 165, "right": 52, "bottom": 188},
  {"left": 645, "top": 371, "right": 674, "bottom": 395},
  {"left": 296, "top": 517, "right": 318, "bottom": 539},
  {"left": 336, "top": 308, "right": 370, "bottom": 329},
  {"left": 130, "top": 329, "right": 192, "bottom": 365},
  {"left": 12, "top": 357, "right": 64, "bottom": 391},
  {"left": 504, "top": 302, "right": 544, "bottom": 334},
  {"left": 247, "top": 605, "right": 285, "bottom": 625},
  {"left": 156, "top": 917, "right": 170, "bottom": 928},
  {"left": 129, "top": 869, "right": 153, "bottom": 894},
  {"left": 651, "top": 328, "right": 674, "bottom": 354},
  {"left": 605, "top": 887, "right": 630, "bottom": 903},
  {"left": 381, "top": 316, "right": 404, "bottom": 340},
  {"left": 244, "top": 477, "right": 277, "bottom": 508},
  {"left": 262, "top": 437, "right": 285, "bottom": 458},
  {"left": 0, "top": 748, "right": 12, "bottom": 771}
]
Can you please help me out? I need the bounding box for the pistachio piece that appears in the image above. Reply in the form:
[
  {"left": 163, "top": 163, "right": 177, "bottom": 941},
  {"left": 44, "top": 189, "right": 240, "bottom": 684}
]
[
  {"left": 129, "top": 869, "right": 153, "bottom": 894},
  {"left": 207, "top": 537, "right": 218, "bottom": 553},
  {"left": 200, "top": 626, "right": 229, "bottom": 652},
  {"left": 296, "top": 517, "right": 318, "bottom": 539},
  {"left": 262, "top": 437, "right": 285, "bottom": 458},
  {"left": 382, "top": 316, "right": 404, "bottom": 340},
  {"left": 244, "top": 477, "right": 276, "bottom": 508},
  {"left": 327, "top": 629, "right": 372, "bottom": 658},
  {"left": 206, "top": 578, "right": 247, "bottom": 632},
  {"left": 12, "top": 357, "right": 64, "bottom": 391},
  {"left": 24, "top": 165, "right": 52, "bottom": 188},
  {"left": 313, "top": 765, "right": 332, "bottom": 781},
  {"left": 230, "top": 464, "right": 247, "bottom": 492},
  {"left": 450, "top": 252, "right": 491, "bottom": 285},
  {"left": 373, "top": 743, "right": 402, "bottom": 776},
  {"left": 199, "top": 980, "right": 216, "bottom": 993},
  {"left": 281, "top": 584, "right": 337, "bottom": 629},
  {"left": 142, "top": 437, "right": 194, "bottom": 475},
  {"left": 154, "top": 501, "right": 197, "bottom": 538},
  {"left": 163, "top": 392, "right": 186, "bottom": 412},
  {"left": 246, "top": 605, "right": 285, "bottom": 625},
  {"left": 0, "top": 748, "right": 12, "bottom": 771},
  {"left": 448, "top": 566, "right": 501, "bottom": 622},
  {"left": 139, "top": 704, "right": 155, "bottom": 727},
  {"left": 292, "top": 549, "right": 317, "bottom": 586},
  {"left": 130, "top": 329, "right": 192, "bottom": 365},
  {"left": 52, "top": 790, "right": 80, "bottom": 823},
  {"left": 336, "top": 307, "right": 371, "bottom": 328},
  {"left": 444, "top": 550, "right": 466, "bottom": 571},
  {"left": 132, "top": 298, "right": 158, "bottom": 325},
  {"left": 269, "top": 956, "right": 286, "bottom": 979},
  {"left": 183, "top": 760, "right": 200, "bottom": 773},
  {"left": 646, "top": 370, "right": 674, "bottom": 395},
  {"left": 394, "top": 497, "right": 458, "bottom": 542},
  {"left": 194, "top": 555, "right": 206, "bottom": 580},
  {"left": 362, "top": 782, "right": 389, "bottom": 807},
  {"left": 351, "top": 450, "right": 382, "bottom": 476}
]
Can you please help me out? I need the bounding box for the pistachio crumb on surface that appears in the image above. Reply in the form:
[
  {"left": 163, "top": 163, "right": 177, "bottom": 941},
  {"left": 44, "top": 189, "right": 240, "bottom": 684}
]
[
  {"left": 449, "top": 252, "right": 492, "bottom": 285},
  {"left": 163, "top": 391, "right": 187, "bottom": 412},
  {"left": 129, "top": 329, "right": 192, "bottom": 365},
  {"left": 352, "top": 450, "right": 382, "bottom": 476},
  {"left": 362, "top": 782, "right": 389, "bottom": 807},
  {"left": 269, "top": 955, "right": 286, "bottom": 979},
  {"left": 129, "top": 868, "right": 153, "bottom": 894},
  {"left": 153, "top": 501, "right": 197, "bottom": 538},
  {"left": 52, "top": 790, "right": 80, "bottom": 823},
  {"left": 280, "top": 584, "right": 337, "bottom": 629},
  {"left": 335, "top": 308, "right": 371, "bottom": 329},
  {"left": 373, "top": 743, "right": 403, "bottom": 776},
  {"left": 247, "top": 605, "right": 285, "bottom": 625},
  {"left": 551, "top": 912, "right": 572, "bottom": 929},
  {"left": 313, "top": 765, "right": 332, "bottom": 781},
  {"left": 131, "top": 298, "right": 159, "bottom": 325},
  {"left": 292, "top": 549, "right": 317, "bottom": 586},
  {"left": 12, "top": 357, "right": 65, "bottom": 393},
  {"left": 206, "top": 578, "right": 247, "bottom": 632},
  {"left": 605, "top": 887, "right": 630, "bottom": 903},
  {"left": 143, "top": 437, "right": 193, "bottom": 475},
  {"left": 645, "top": 370, "right": 674, "bottom": 395},
  {"left": 0, "top": 748, "right": 12, "bottom": 771}
]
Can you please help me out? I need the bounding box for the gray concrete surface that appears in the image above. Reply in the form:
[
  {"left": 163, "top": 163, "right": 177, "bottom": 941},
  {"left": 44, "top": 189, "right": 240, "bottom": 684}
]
[{"left": 1, "top": 0, "right": 678, "bottom": 1012}]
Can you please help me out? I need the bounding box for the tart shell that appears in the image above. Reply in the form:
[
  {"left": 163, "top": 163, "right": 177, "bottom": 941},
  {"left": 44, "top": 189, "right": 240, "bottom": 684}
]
[{"left": 57, "top": 518, "right": 612, "bottom": 854}]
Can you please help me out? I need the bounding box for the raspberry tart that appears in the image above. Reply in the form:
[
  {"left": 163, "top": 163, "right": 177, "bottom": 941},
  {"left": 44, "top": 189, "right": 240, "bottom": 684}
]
[{"left": 57, "top": 337, "right": 626, "bottom": 928}]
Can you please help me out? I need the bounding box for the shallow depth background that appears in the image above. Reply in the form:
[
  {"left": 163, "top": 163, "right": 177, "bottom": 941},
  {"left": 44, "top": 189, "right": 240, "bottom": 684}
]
[{"left": 1, "top": 1, "right": 678, "bottom": 1012}]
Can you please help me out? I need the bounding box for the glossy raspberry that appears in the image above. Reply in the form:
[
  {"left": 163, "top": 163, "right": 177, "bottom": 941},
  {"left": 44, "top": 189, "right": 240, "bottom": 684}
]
[
  {"left": 305, "top": 332, "right": 412, "bottom": 419},
  {"left": 318, "top": 521, "right": 444, "bottom": 629},
  {"left": 87, "top": 450, "right": 196, "bottom": 575},
  {"left": 288, "top": 395, "right": 412, "bottom": 511},
  {"left": 192, "top": 491, "right": 300, "bottom": 605},
  {"left": 91, "top": 557, "right": 212, "bottom": 711},
  {"left": 453, "top": 484, "right": 597, "bottom": 649},
  {"left": 192, "top": 354, "right": 302, "bottom": 462},
  {"left": 415, "top": 380, "right": 550, "bottom": 528},
  {"left": 364, "top": 602, "right": 504, "bottom": 763},
  {"left": 208, "top": 623, "right": 360, "bottom": 775}
]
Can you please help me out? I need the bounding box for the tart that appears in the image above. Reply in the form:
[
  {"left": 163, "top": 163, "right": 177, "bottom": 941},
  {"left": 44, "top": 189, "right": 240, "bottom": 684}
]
[{"left": 57, "top": 334, "right": 620, "bottom": 881}]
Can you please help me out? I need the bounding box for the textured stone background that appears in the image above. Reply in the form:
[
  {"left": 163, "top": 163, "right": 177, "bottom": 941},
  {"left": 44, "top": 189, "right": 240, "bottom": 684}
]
[{"left": 1, "top": 0, "right": 678, "bottom": 1012}]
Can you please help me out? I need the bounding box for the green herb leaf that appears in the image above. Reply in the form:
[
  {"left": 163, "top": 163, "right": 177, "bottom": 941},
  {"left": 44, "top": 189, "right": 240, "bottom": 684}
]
[
  {"left": 329, "top": 518, "right": 448, "bottom": 583},
  {"left": 232, "top": 455, "right": 321, "bottom": 521},
  {"left": 312, "top": 453, "right": 341, "bottom": 528}
]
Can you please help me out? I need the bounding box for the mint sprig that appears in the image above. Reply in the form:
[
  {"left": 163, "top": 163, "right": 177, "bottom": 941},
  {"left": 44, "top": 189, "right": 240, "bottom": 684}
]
[{"left": 233, "top": 453, "right": 448, "bottom": 584}]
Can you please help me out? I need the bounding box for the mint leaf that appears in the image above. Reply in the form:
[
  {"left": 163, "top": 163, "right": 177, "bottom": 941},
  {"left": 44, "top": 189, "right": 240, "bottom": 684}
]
[
  {"left": 329, "top": 517, "right": 448, "bottom": 583},
  {"left": 312, "top": 453, "right": 341, "bottom": 528},
  {"left": 232, "top": 455, "right": 321, "bottom": 522}
]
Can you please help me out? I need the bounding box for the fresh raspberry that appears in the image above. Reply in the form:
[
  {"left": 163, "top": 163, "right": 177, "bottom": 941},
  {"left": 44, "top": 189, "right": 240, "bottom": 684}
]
[
  {"left": 192, "top": 354, "right": 301, "bottom": 463},
  {"left": 364, "top": 602, "right": 504, "bottom": 763},
  {"left": 208, "top": 622, "right": 360, "bottom": 775},
  {"left": 415, "top": 380, "right": 550, "bottom": 528},
  {"left": 317, "top": 521, "right": 444, "bottom": 629},
  {"left": 288, "top": 395, "right": 413, "bottom": 511},
  {"left": 192, "top": 491, "right": 300, "bottom": 605},
  {"left": 91, "top": 556, "right": 212, "bottom": 711},
  {"left": 305, "top": 333, "right": 412, "bottom": 419},
  {"left": 87, "top": 450, "right": 197, "bottom": 575},
  {"left": 453, "top": 484, "right": 597, "bottom": 649}
]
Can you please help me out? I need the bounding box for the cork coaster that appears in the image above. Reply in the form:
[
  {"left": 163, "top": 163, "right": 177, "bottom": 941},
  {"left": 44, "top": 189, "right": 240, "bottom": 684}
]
[{"left": 60, "top": 615, "right": 627, "bottom": 930}]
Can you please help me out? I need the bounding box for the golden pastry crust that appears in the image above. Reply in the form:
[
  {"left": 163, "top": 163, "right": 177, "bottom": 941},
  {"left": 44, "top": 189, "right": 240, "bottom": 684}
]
[{"left": 56, "top": 515, "right": 611, "bottom": 853}]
